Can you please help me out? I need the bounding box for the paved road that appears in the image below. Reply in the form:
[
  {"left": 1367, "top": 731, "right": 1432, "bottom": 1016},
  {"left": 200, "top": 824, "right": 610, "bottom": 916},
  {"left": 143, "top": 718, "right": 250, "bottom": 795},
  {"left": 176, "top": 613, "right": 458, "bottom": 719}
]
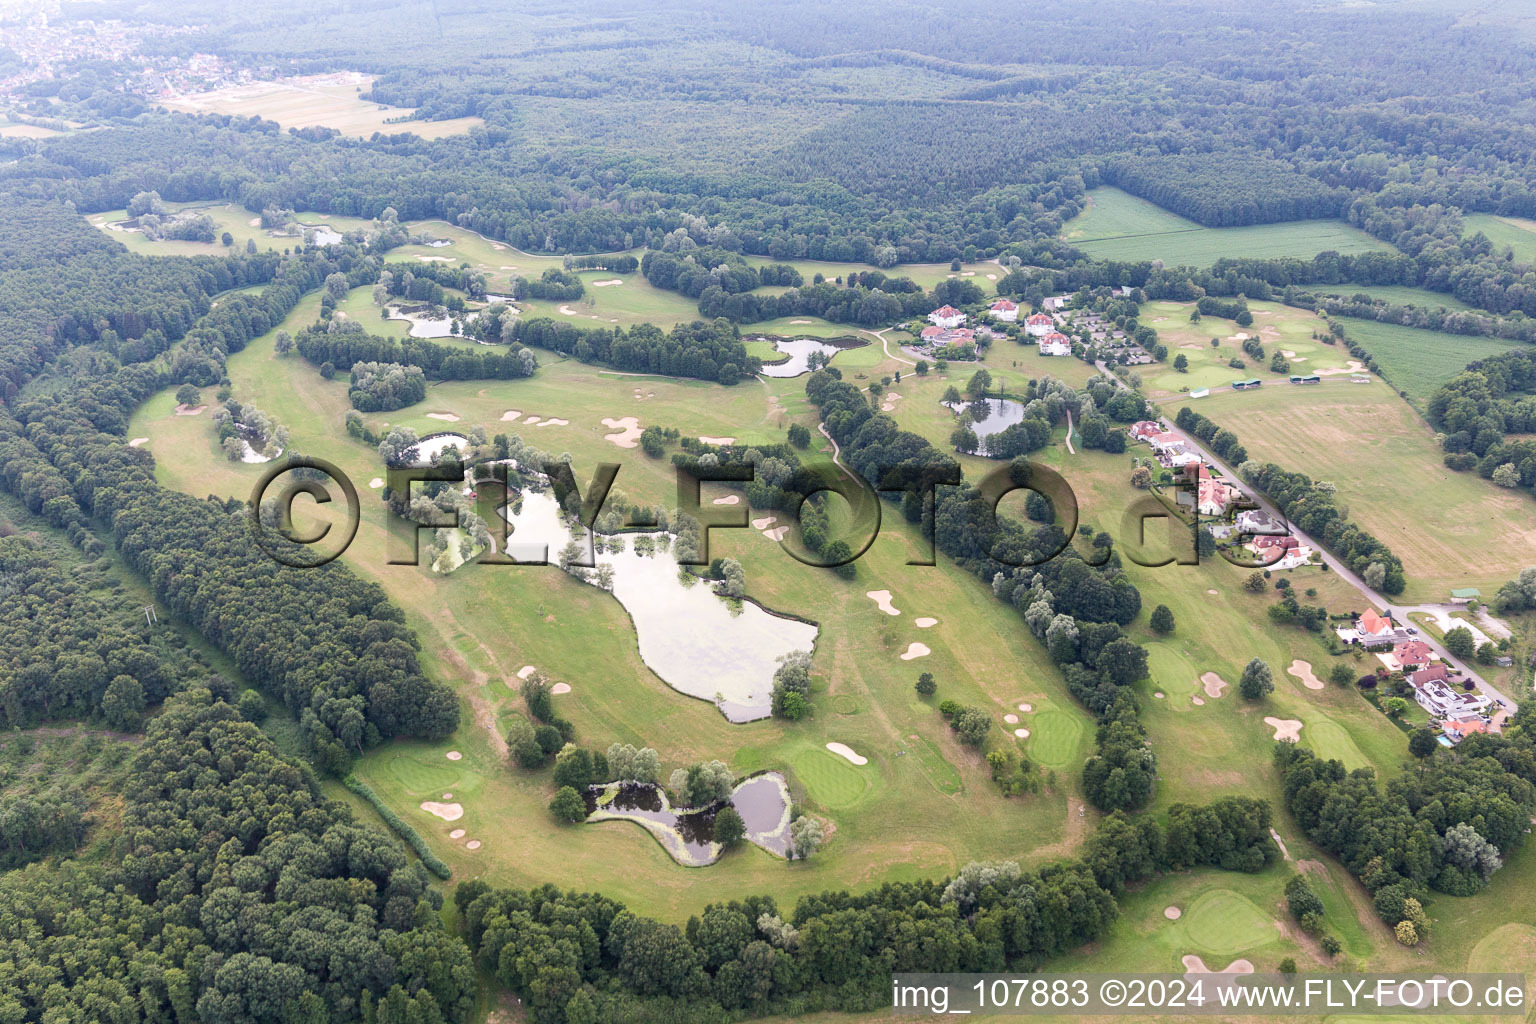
[{"left": 1158, "top": 417, "right": 1520, "bottom": 714}]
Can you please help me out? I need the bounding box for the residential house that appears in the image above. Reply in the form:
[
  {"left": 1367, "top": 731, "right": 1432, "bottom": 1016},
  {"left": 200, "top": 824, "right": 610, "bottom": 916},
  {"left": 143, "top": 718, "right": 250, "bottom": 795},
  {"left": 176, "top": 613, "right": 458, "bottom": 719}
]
[
  {"left": 988, "top": 298, "right": 1019, "bottom": 322},
  {"left": 1409, "top": 665, "right": 1490, "bottom": 720},
  {"left": 1392, "top": 640, "right": 1435, "bottom": 670},
  {"left": 1235, "top": 509, "right": 1284, "bottom": 536},
  {"left": 920, "top": 326, "right": 976, "bottom": 348},
  {"left": 1038, "top": 332, "right": 1073, "bottom": 357},
  {"left": 1129, "top": 421, "right": 1163, "bottom": 442},
  {"left": 1441, "top": 718, "right": 1489, "bottom": 744},
  {"left": 1359, "top": 608, "right": 1394, "bottom": 638},
  {"left": 928, "top": 305, "right": 966, "bottom": 328},
  {"left": 1188, "top": 464, "right": 1239, "bottom": 516},
  {"left": 1025, "top": 313, "right": 1056, "bottom": 337}
]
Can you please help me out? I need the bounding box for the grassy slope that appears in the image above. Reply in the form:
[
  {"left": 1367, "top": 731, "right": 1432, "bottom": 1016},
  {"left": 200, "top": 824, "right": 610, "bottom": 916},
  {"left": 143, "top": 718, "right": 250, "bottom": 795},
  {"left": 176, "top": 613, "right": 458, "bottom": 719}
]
[
  {"left": 1464, "top": 212, "right": 1536, "bottom": 264},
  {"left": 1062, "top": 188, "right": 1391, "bottom": 265}
]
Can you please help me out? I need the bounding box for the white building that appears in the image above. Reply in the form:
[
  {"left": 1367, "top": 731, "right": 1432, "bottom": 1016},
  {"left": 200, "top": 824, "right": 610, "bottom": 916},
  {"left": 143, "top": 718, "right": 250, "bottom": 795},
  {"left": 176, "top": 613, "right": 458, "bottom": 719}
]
[
  {"left": 928, "top": 305, "right": 966, "bottom": 328},
  {"left": 988, "top": 298, "right": 1019, "bottom": 322},
  {"left": 1038, "top": 331, "right": 1072, "bottom": 356},
  {"left": 1024, "top": 312, "right": 1055, "bottom": 337}
]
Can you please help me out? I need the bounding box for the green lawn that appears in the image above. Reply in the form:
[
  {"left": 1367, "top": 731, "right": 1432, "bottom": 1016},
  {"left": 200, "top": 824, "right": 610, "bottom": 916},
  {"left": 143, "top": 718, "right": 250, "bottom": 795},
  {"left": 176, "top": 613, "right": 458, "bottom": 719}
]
[
  {"left": 1062, "top": 188, "right": 1392, "bottom": 266},
  {"left": 1335, "top": 316, "right": 1528, "bottom": 405},
  {"left": 1313, "top": 284, "right": 1477, "bottom": 312}
]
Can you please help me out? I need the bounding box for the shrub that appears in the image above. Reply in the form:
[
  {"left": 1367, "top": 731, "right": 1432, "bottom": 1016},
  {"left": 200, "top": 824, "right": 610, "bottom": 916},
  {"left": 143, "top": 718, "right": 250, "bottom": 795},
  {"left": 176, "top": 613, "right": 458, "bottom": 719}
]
[{"left": 344, "top": 776, "right": 451, "bottom": 878}]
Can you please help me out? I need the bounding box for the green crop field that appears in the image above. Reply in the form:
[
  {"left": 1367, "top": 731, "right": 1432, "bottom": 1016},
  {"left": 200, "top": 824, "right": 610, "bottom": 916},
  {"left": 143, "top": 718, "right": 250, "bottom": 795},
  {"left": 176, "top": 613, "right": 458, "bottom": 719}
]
[
  {"left": 1464, "top": 212, "right": 1536, "bottom": 263},
  {"left": 1062, "top": 188, "right": 1391, "bottom": 266},
  {"left": 1334, "top": 316, "right": 1527, "bottom": 405}
]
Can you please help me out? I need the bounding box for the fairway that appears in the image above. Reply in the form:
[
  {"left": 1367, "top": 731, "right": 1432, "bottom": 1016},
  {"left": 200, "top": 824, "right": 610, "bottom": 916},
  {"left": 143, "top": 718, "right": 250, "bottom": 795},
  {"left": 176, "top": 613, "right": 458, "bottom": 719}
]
[
  {"left": 1335, "top": 316, "right": 1526, "bottom": 405},
  {"left": 1180, "top": 889, "right": 1275, "bottom": 956},
  {"left": 1062, "top": 188, "right": 1390, "bottom": 266},
  {"left": 1027, "top": 707, "right": 1086, "bottom": 769},
  {"left": 788, "top": 743, "right": 872, "bottom": 809}
]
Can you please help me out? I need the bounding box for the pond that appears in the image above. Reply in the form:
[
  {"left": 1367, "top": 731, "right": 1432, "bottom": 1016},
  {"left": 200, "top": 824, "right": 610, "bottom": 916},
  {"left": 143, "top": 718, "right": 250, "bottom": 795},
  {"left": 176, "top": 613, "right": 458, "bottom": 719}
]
[
  {"left": 582, "top": 771, "right": 793, "bottom": 865},
  {"left": 757, "top": 337, "right": 851, "bottom": 378},
  {"left": 945, "top": 397, "right": 1027, "bottom": 439},
  {"left": 412, "top": 432, "right": 471, "bottom": 464},
  {"left": 308, "top": 226, "right": 345, "bottom": 246},
  {"left": 386, "top": 305, "right": 465, "bottom": 338},
  {"left": 501, "top": 490, "right": 818, "bottom": 721}
]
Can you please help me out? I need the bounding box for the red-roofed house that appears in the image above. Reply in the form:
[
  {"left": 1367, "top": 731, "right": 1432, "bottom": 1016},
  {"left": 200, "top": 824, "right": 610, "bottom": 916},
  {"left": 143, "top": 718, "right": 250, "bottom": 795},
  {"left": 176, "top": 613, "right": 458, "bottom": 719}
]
[
  {"left": 988, "top": 298, "right": 1019, "bottom": 322},
  {"left": 928, "top": 305, "right": 965, "bottom": 328},
  {"left": 1442, "top": 718, "right": 1489, "bottom": 743},
  {"left": 1129, "top": 421, "right": 1162, "bottom": 442},
  {"left": 1359, "top": 609, "right": 1394, "bottom": 636},
  {"left": 1393, "top": 640, "right": 1435, "bottom": 669},
  {"left": 1039, "top": 331, "right": 1072, "bottom": 357},
  {"left": 1025, "top": 312, "right": 1055, "bottom": 337},
  {"left": 1198, "top": 476, "right": 1239, "bottom": 516}
]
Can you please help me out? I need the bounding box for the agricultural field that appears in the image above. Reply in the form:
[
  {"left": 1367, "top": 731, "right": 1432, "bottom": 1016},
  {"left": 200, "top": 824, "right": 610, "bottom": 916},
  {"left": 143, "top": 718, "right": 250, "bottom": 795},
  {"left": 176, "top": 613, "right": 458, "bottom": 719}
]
[
  {"left": 1463, "top": 212, "right": 1536, "bottom": 264},
  {"left": 1313, "top": 284, "right": 1477, "bottom": 312},
  {"left": 1061, "top": 187, "right": 1392, "bottom": 265},
  {"left": 1171, "top": 382, "right": 1536, "bottom": 600},
  {"left": 1334, "top": 316, "right": 1529, "bottom": 405},
  {"left": 159, "top": 71, "right": 484, "bottom": 138},
  {"left": 740, "top": 255, "right": 1005, "bottom": 291},
  {"left": 1137, "top": 300, "right": 1367, "bottom": 399}
]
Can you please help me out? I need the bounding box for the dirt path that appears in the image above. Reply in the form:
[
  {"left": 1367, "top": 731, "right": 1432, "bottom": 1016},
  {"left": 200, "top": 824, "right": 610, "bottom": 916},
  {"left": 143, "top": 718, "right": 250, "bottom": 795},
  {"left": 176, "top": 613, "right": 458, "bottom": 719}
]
[
  {"left": 861, "top": 327, "right": 915, "bottom": 366},
  {"left": 818, "top": 423, "right": 857, "bottom": 481},
  {"left": 1064, "top": 408, "right": 1076, "bottom": 455}
]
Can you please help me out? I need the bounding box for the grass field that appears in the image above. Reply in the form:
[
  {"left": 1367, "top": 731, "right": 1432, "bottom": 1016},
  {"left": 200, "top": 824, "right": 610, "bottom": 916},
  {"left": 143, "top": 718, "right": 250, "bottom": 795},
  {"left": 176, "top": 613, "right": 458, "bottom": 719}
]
[
  {"left": 1464, "top": 213, "right": 1536, "bottom": 264},
  {"left": 740, "top": 256, "right": 1003, "bottom": 292},
  {"left": 160, "top": 71, "right": 483, "bottom": 138},
  {"left": 1061, "top": 188, "right": 1392, "bottom": 266},
  {"left": 1334, "top": 316, "right": 1527, "bottom": 405},
  {"left": 87, "top": 202, "right": 374, "bottom": 258},
  {"left": 1313, "top": 284, "right": 1477, "bottom": 312},
  {"left": 1171, "top": 383, "right": 1536, "bottom": 599}
]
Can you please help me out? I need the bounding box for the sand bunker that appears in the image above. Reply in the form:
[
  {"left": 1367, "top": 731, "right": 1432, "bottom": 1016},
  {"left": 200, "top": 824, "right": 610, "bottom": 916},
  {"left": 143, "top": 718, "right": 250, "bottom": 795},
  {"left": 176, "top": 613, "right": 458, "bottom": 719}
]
[
  {"left": 1153, "top": 691, "right": 1165, "bottom": 699},
  {"left": 752, "top": 516, "right": 778, "bottom": 530},
  {"left": 1207, "top": 589, "right": 1218, "bottom": 595},
  {"left": 1165, "top": 906, "right": 1182, "bottom": 920},
  {"left": 866, "top": 590, "right": 901, "bottom": 615},
  {"left": 558, "top": 305, "right": 580, "bottom": 315},
  {"left": 826, "top": 742, "right": 868, "bottom": 765},
  {"left": 537, "top": 417, "right": 569, "bottom": 427},
  {"left": 174, "top": 404, "right": 206, "bottom": 416},
  {"left": 762, "top": 526, "right": 789, "bottom": 541},
  {"left": 128, "top": 437, "right": 148, "bottom": 447},
  {"left": 445, "top": 750, "right": 463, "bottom": 761},
  {"left": 1017, "top": 702, "right": 1032, "bottom": 712},
  {"left": 712, "top": 495, "right": 740, "bottom": 505},
  {"left": 426, "top": 412, "right": 460, "bottom": 422},
  {"left": 416, "top": 255, "right": 454, "bottom": 263},
  {"left": 442, "top": 792, "right": 452, "bottom": 799},
  {"left": 466, "top": 840, "right": 481, "bottom": 850},
  {"left": 699, "top": 435, "right": 735, "bottom": 445},
  {"left": 550, "top": 682, "right": 571, "bottom": 695},
  {"left": 1316, "top": 360, "right": 1367, "bottom": 376},
  {"left": 369, "top": 477, "right": 384, "bottom": 488},
  {"left": 1192, "top": 696, "right": 1205, "bottom": 705},
  {"left": 518, "top": 665, "right": 538, "bottom": 679},
  {"left": 1182, "top": 956, "right": 1255, "bottom": 976},
  {"left": 420, "top": 801, "right": 463, "bottom": 821},
  {"left": 1287, "top": 659, "right": 1324, "bottom": 690},
  {"left": 915, "top": 617, "right": 938, "bottom": 628},
  {"left": 248, "top": 216, "right": 260, "bottom": 226},
  {"left": 1014, "top": 728, "right": 1030, "bottom": 738},
  {"left": 522, "top": 416, "right": 542, "bottom": 426},
  {"left": 601, "top": 416, "right": 642, "bottom": 448},
  {"left": 789, "top": 319, "right": 812, "bottom": 324},
  {"left": 1004, "top": 713, "right": 1019, "bottom": 724},
  {"left": 1201, "top": 673, "right": 1227, "bottom": 698},
  {"left": 899, "top": 642, "right": 931, "bottom": 661},
  {"left": 1265, "top": 717, "right": 1303, "bottom": 742},
  {"left": 590, "top": 279, "right": 623, "bottom": 287},
  {"left": 449, "top": 828, "right": 465, "bottom": 839},
  {"left": 501, "top": 410, "right": 521, "bottom": 421}
]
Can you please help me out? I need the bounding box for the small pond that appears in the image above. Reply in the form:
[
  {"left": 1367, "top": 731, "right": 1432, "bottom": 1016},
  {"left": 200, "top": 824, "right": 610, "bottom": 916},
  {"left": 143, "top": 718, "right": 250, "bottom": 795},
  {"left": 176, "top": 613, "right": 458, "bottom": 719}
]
[
  {"left": 758, "top": 337, "right": 851, "bottom": 378},
  {"left": 945, "top": 397, "right": 1028, "bottom": 439},
  {"left": 386, "top": 305, "right": 465, "bottom": 338},
  {"left": 412, "top": 432, "right": 471, "bottom": 464},
  {"left": 500, "top": 490, "right": 817, "bottom": 721},
  {"left": 308, "top": 226, "right": 345, "bottom": 246},
  {"left": 581, "top": 771, "right": 793, "bottom": 865}
]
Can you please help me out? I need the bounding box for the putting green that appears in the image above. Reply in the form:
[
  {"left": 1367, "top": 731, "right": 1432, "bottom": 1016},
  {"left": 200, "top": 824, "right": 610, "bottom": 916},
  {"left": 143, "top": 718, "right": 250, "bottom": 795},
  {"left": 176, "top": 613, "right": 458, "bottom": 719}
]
[
  {"left": 1144, "top": 643, "right": 1199, "bottom": 699},
  {"left": 1302, "top": 716, "right": 1370, "bottom": 771},
  {"left": 789, "top": 745, "right": 871, "bottom": 809},
  {"left": 383, "top": 754, "right": 462, "bottom": 795},
  {"left": 1027, "top": 707, "right": 1087, "bottom": 769},
  {"left": 1181, "top": 889, "right": 1274, "bottom": 956}
]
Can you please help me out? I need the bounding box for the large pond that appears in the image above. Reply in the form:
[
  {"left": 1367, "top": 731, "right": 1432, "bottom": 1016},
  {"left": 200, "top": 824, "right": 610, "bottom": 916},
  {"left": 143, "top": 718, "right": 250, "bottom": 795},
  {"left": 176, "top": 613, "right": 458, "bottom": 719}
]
[
  {"left": 386, "top": 305, "right": 465, "bottom": 339},
  {"left": 582, "top": 771, "right": 793, "bottom": 865},
  {"left": 945, "top": 397, "right": 1028, "bottom": 439},
  {"left": 758, "top": 337, "right": 850, "bottom": 378},
  {"left": 501, "top": 490, "right": 817, "bottom": 721}
]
